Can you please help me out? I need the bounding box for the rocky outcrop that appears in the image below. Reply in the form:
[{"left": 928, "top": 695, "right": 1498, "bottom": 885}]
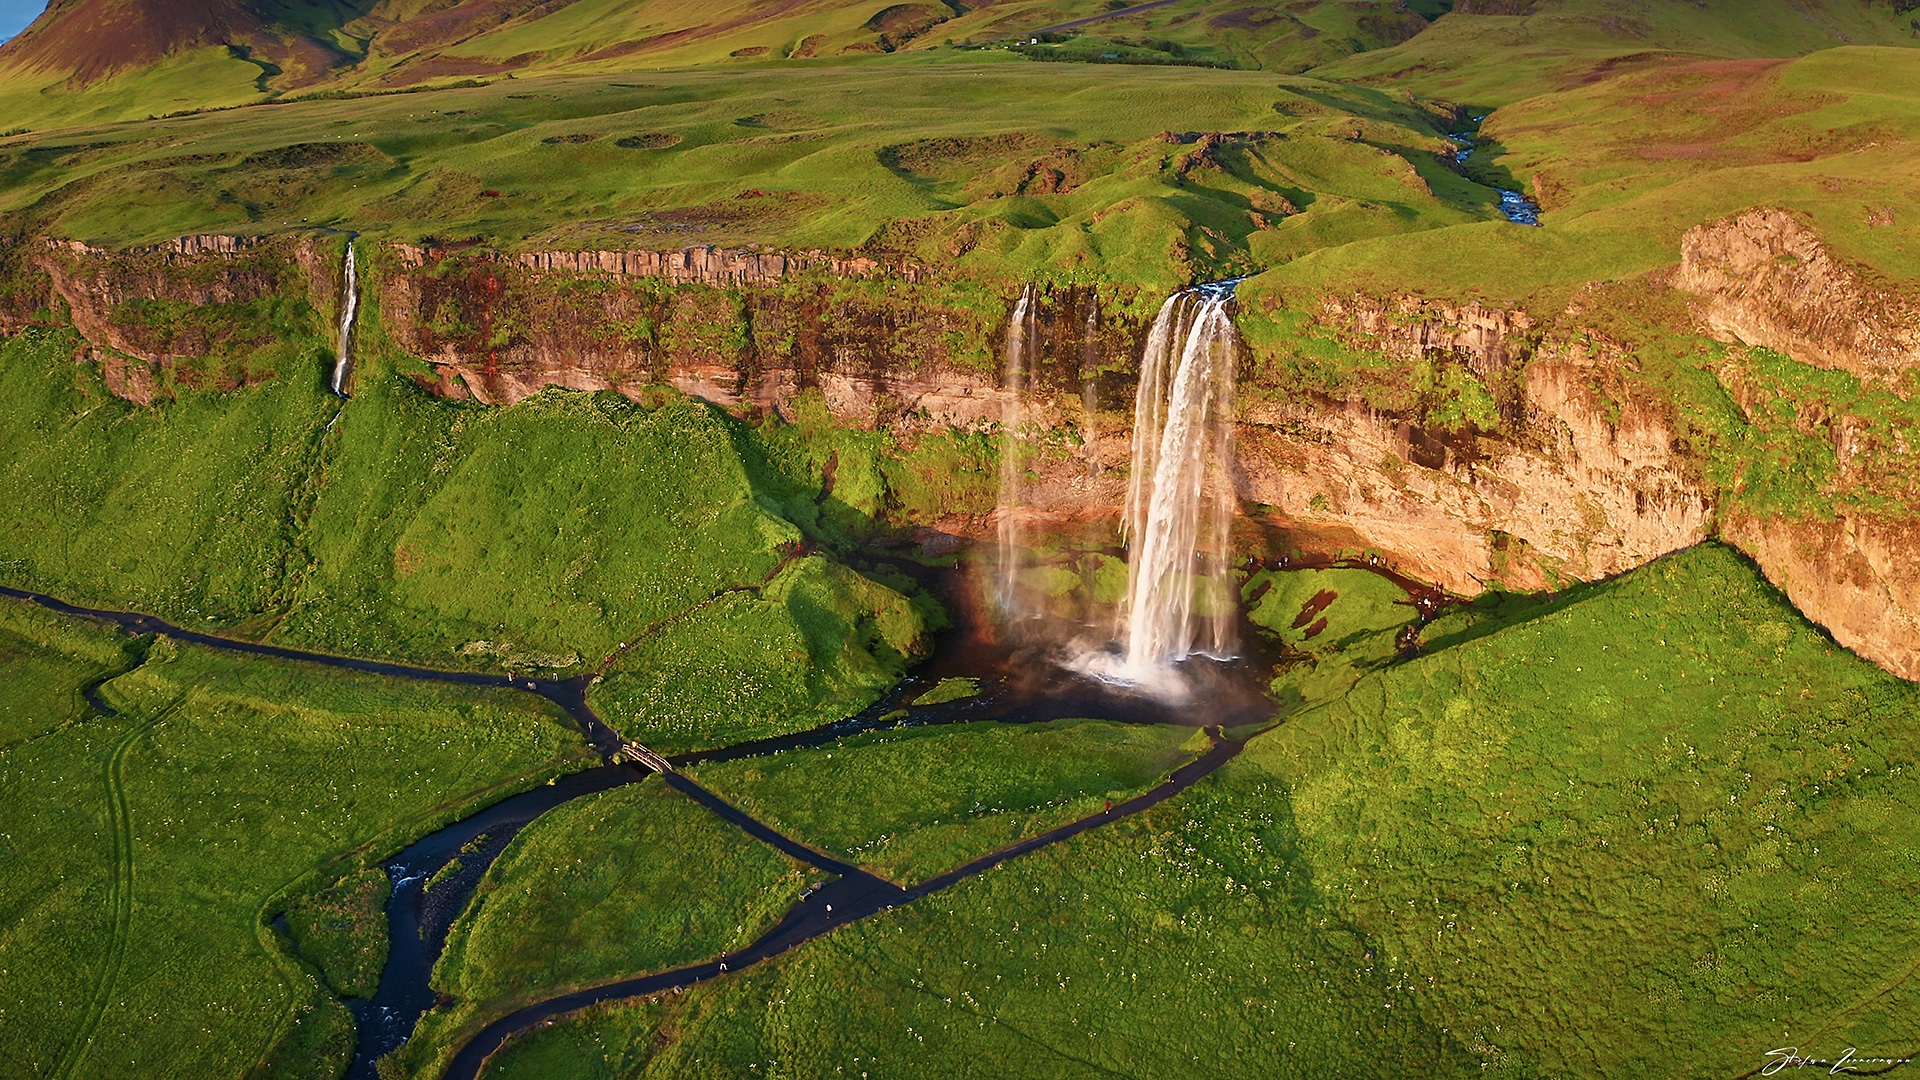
[
  {"left": 1722, "top": 511, "right": 1920, "bottom": 681},
  {"left": 1324, "top": 294, "right": 1536, "bottom": 373},
  {"left": 1667, "top": 207, "right": 1920, "bottom": 680},
  {"left": 1236, "top": 354, "right": 1715, "bottom": 594},
  {"left": 376, "top": 246, "right": 1133, "bottom": 425},
  {"left": 1676, "top": 207, "right": 1920, "bottom": 381},
  {"left": 49, "top": 234, "right": 268, "bottom": 258},
  {"left": 1269, "top": 283, "right": 1919, "bottom": 681},
  {"left": 495, "top": 245, "right": 924, "bottom": 287},
  {"left": 16, "top": 234, "right": 341, "bottom": 394}
]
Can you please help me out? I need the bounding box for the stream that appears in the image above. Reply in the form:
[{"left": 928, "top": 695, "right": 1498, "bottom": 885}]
[
  {"left": 438, "top": 736, "right": 1245, "bottom": 1080},
  {"left": 1449, "top": 121, "right": 1542, "bottom": 227},
  {"left": 0, "top": 572, "right": 1266, "bottom": 1080}
]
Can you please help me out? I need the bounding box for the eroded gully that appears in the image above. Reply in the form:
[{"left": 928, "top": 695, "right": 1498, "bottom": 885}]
[{"left": 0, "top": 583, "right": 1254, "bottom": 1080}]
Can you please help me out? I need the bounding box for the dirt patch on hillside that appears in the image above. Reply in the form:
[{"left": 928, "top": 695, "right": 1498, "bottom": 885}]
[{"left": 880, "top": 133, "right": 1063, "bottom": 180}]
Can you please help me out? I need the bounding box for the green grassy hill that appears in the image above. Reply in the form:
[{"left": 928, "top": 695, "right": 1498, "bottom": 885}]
[
  {"left": 0, "top": 603, "right": 595, "bottom": 1080},
  {"left": 9, "top": 0, "right": 1914, "bottom": 134},
  {"left": 1309, "top": 0, "right": 1920, "bottom": 104},
  {"left": 458, "top": 545, "right": 1920, "bottom": 1080},
  {"left": 0, "top": 59, "right": 1481, "bottom": 289}
]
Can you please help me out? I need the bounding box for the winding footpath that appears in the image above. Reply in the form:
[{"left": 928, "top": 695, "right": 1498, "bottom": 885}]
[{"left": 0, "top": 584, "right": 1252, "bottom": 1080}]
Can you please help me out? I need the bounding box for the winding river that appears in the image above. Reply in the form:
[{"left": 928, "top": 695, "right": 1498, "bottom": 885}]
[
  {"left": 0, "top": 580, "right": 1259, "bottom": 1079},
  {"left": 1448, "top": 120, "right": 1542, "bottom": 227}
]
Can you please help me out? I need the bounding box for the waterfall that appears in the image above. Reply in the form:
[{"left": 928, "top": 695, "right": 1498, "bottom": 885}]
[
  {"left": 994, "top": 285, "right": 1038, "bottom": 616},
  {"left": 1078, "top": 292, "right": 1100, "bottom": 478},
  {"left": 331, "top": 240, "right": 358, "bottom": 397},
  {"left": 1116, "top": 286, "right": 1241, "bottom": 674},
  {"left": 995, "top": 279, "right": 1244, "bottom": 694}
]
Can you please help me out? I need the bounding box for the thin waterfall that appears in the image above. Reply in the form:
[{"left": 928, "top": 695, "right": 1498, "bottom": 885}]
[
  {"left": 1078, "top": 292, "right": 1100, "bottom": 478},
  {"left": 1117, "top": 287, "right": 1241, "bottom": 672},
  {"left": 994, "top": 285, "right": 1038, "bottom": 616},
  {"left": 331, "top": 239, "right": 358, "bottom": 397}
]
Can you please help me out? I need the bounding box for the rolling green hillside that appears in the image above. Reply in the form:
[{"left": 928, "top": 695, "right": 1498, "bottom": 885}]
[
  {"left": 464, "top": 545, "right": 1920, "bottom": 1080},
  {"left": 6, "top": 0, "right": 1917, "bottom": 132},
  {"left": 0, "top": 60, "right": 1483, "bottom": 289},
  {"left": 1242, "top": 45, "right": 1920, "bottom": 301},
  {"left": 1310, "top": 0, "right": 1920, "bottom": 103}
]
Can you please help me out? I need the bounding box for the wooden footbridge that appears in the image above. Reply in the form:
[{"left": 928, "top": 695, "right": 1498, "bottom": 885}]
[{"left": 619, "top": 740, "right": 673, "bottom": 772}]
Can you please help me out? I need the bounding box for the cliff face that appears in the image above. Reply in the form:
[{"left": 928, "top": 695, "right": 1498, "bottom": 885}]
[
  {"left": 1722, "top": 511, "right": 1920, "bottom": 680},
  {"left": 1237, "top": 351, "right": 1715, "bottom": 595},
  {"left": 500, "top": 245, "right": 924, "bottom": 287},
  {"left": 375, "top": 245, "right": 1141, "bottom": 433},
  {"left": 8, "top": 225, "right": 1916, "bottom": 681},
  {"left": 1676, "top": 207, "right": 1920, "bottom": 382},
  {"left": 11, "top": 235, "right": 338, "bottom": 401},
  {"left": 1666, "top": 207, "right": 1920, "bottom": 679},
  {"left": 1272, "top": 264, "right": 1918, "bottom": 681}
]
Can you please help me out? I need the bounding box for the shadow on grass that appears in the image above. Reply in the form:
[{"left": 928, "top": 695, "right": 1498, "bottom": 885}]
[
  {"left": 1413, "top": 576, "right": 1616, "bottom": 657},
  {"left": 873, "top": 146, "right": 964, "bottom": 211},
  {"left": 1411, "top": 541, "right": 1853, "bottom": 663}
]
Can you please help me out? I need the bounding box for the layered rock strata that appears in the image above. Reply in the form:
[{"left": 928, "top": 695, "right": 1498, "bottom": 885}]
[
  {"left": 1676, "top": 206, "right": 1920, "bottom": 382},
  {"left": 5, "top": 225, "right": 1915, "bottom": 680}
]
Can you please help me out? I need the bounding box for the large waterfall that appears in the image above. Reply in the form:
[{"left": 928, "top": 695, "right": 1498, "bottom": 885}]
[
  {"left": 994, "top": 285, "right": 1038, "bottom": 616},
  {"left": 1118, "top": 287, "right": 1240, "bottom": 674},
  {"left": 330, "top": 240, "right": 358, "bottom": 397},
  {"left": 991, "top": 281, "right": 1243, "bottom": 695}
]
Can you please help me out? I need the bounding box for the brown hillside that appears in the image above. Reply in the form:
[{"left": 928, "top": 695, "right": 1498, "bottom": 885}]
[{"left": 0, "top": 0, "right": 356, "bottom": 86}]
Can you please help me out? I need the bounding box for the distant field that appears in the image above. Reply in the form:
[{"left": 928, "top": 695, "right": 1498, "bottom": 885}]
[
  {"left": 6, "top": 40, "right": 1917, "bottom": 310},
  {"left": 1309, "top": 0, "right": 1920, "bottom": 103},
  {"left": 0, "top": 59, "right": 1487, "bottom": 289},
  {"left": 1241, "top": 45, "right": 1920, "bottom": 305},
  {"left": 0, "top": 0, "right": 1449, "bottom": 127}
]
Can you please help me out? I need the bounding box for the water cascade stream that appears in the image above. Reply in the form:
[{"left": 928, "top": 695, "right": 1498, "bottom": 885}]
[
  {"left": 987, "top": 281, "right": 1248, "bottom": 695},
  {"left": 1116, "top": 285, "right": 1241, "bottom": 676},
  {"left": 1078, "top": 293, "right": 1101, "bottom": 478},
  {"left": 994, "top": 285, "right": 1039, "bottom": 617},
  {"left": 331, "top": 239, "right": 358, "bottom": 396},
  {"left": 1448, "top": 122, "right": 1541, "bottom": 227}
]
